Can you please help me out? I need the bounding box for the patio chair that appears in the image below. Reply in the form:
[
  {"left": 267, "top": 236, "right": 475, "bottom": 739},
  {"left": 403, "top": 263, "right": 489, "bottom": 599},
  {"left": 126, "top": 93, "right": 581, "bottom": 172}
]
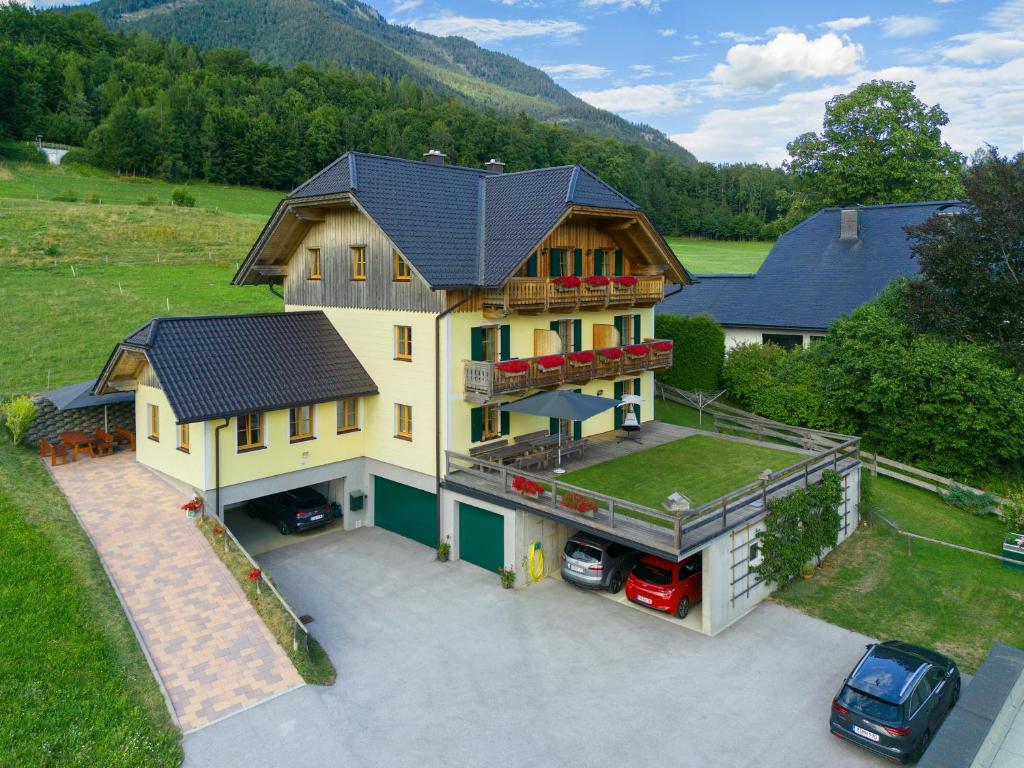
[
  {"left": 93, "top": 429, "right": 115, "bottom": 456},
  {"left": 39, "top": 437, "right": 68, "bottom": 467},
  {"left": 113, "top": 425, "right": 136, "bottom": 451}
]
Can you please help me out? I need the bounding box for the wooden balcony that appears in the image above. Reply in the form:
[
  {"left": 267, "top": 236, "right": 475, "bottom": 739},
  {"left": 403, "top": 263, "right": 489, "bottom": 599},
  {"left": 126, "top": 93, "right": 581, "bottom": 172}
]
[
  {"left": 464, "top": 340, "right": 673, "bottom": 402},
  {"left": 481, "top": 276, "right": 665, "bottom": 314}
]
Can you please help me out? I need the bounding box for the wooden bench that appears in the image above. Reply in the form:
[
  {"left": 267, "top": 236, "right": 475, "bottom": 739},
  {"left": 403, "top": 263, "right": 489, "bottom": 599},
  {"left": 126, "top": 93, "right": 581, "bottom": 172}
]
[
  {"left": 512, "top": 448, "right": 554, "bottom": 471},
  {"left": 93, "top": 429, "right": 115, "bottom": 456},
  {"left": 113, "top": 425, "right": 136, "bottom": 451},
  {"left": 560, "top": 438, "right": 588, "bottom": 461},
  {"left": 469, "top": 439, "right": 508, "bottom": 458},
  {"left": 39, "top": 437, "right": 68, "bottom": 467},
  {"left": 514, "top": 430, "right": 548, "bottom": 445}
]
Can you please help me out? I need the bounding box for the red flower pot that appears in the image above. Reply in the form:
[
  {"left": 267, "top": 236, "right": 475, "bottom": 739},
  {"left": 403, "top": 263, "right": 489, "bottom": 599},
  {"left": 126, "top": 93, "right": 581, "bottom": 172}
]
[
  {"left": 552, "top": 275, "right": 581, "bottom": 289},
  {"left": 612, "top": 275, "right": 638, "bottom": 287},
  {"left": 567, "top": 350, "right": 595, "bottom": 365},
  {"left": 652, "top": 341, "right": 673, "bottom": 352},
  {"left": 537, "top": 355, "right": 565, "bottom": 370},
  {"left": 584, "top": 275, "right": 610, "bottom": 287},
  {"left": 625, "top": 344, "right": 651, "bottom": 357},
  {"left": 598, "top": 348, "right": 624, "bottom": 360},
  {"left": 496, "top": 360, "right": 530, "bottom": 375}
]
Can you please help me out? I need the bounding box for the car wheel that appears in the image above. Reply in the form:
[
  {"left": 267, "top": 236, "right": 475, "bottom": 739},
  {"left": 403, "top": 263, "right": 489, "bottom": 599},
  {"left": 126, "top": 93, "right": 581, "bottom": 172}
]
[
  {"left": 951, "top": 679, "right": 960, "bottom": 708},
  {"left": 676, "top": 596, "right": 690, "bottom": 619},
  {"left": 608, "top": 572, "right": 624, "bottom": 594},
  {"left": 278, "top": 521, "right": 291, "bottom": 535}
]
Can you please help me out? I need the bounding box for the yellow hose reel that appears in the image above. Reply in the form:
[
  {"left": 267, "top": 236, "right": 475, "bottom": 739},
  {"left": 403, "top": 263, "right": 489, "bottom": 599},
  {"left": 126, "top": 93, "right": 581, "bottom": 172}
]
[{"left": 527, "top": 541, "right": 544, "bottom": 581}]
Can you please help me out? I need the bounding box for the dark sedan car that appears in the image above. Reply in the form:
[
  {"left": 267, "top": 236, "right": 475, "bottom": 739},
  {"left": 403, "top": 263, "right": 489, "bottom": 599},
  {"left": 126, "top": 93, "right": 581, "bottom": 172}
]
[
  {"left": 247, "top": 487, "right": 335, "bottom": 535},
  {"left": 830, "top": 641, "right": 960, "bottom": 763},
  {"left": 560, "top": 532, "right": 640, "bottom": 592}
]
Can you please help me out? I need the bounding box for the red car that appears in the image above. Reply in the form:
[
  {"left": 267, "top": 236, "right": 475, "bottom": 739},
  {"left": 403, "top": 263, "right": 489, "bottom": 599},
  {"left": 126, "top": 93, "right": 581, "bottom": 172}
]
[{"left": 625, "top": 553, "right": 702, "bottom": 619}]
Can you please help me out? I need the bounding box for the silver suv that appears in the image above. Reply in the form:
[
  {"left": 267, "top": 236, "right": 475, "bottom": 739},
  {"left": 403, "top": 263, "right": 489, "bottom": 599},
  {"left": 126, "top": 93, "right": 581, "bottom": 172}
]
[{"left": 560, "top": 532, "right": 640, "bottom": 593}]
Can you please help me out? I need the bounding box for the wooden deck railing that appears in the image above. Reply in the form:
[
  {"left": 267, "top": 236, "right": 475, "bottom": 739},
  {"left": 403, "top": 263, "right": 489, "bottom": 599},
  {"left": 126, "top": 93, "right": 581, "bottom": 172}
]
[
  {"left": 482, "top": 276, "right": 665, "bottom": 312},
  {"left": 465, "top": 340, "right": 673, "bottom": 401}
]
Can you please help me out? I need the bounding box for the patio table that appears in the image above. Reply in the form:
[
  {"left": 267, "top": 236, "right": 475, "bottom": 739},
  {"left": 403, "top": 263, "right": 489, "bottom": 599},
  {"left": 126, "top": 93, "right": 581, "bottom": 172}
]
[
  {"left": 486, "top": 443, "right": 536, "bottom": 464},
  {"left": 61, "top": 430, "right": 95, "bottom": 461}
]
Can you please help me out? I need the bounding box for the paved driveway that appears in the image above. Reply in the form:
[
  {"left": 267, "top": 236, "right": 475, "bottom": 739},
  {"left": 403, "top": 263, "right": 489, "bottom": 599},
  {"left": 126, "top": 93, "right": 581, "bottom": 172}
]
[{"left": 184, "top": 526, "right": 880, "bottom": 768}]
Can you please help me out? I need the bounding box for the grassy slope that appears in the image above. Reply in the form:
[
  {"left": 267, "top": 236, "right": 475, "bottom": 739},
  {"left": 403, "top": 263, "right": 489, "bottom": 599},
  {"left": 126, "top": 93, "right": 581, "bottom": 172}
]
[
  {"left": 0, "top": 439, "right": 181, "bottom": 767},
  {"left": 561, "top": 434, "right": 796, "bottom": 509},
  {"left": 667, "top": 237, "right": 772, "bottom": 275}
]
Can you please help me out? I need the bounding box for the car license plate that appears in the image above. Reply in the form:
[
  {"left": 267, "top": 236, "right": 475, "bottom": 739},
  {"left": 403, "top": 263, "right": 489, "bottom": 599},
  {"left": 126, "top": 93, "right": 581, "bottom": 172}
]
[
  {"left": 636, "top": 595, "right": 653, "bottom": 605},
  {"left": 569, "top": 564, "right": 585, "bottom": 573},
  {"left": 852, "top": 725, "right": 880, "bottom": 742},
  {"left": 311, "top": 514, "right": 324, "bottom": 522}
]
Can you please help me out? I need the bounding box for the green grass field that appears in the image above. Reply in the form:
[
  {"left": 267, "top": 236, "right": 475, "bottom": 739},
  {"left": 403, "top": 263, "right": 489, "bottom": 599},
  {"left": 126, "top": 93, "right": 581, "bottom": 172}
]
[
  {"left": 0, "top": 439, "right": 182, "bottom": 767},
  {"left": 666, "top": 236, "right": 772, "bottom": 274}
]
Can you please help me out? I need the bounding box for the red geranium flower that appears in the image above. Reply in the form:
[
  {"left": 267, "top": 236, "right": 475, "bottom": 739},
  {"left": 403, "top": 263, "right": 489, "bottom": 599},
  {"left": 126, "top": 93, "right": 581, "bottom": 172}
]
[
  {"left": 625, "top": 344, "right": 651, "bottom": 357},
  {"left": 552, "top": 275, "right": 581, "bottom": 289},
  {"left": 248, "top": 567, "right": 262, "bottom": 582},
  {"left": 567, "top": 350, "right": 595, "bottom": 364},
  {"left": 496, "top": 360, "right": 530, "bottom": 374},
  {"left": 584, "top": 275, "right": 610, "bottom": 287},
  {"left": 652, "top": 341, "right": 673, "bottom": 352},
  {"left": 598, "top": 348, "right": 624, "bottom": 360},
  {"left": 612, "top": 275, "right": 638, "bottom": 287},
  {"left": 537, "top": 355, "right": 565, "bottom": 370}
]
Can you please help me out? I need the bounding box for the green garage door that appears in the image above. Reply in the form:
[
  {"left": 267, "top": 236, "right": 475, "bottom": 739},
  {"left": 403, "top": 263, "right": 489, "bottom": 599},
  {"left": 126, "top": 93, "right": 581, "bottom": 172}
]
[
  {"left": 373, "top": 477, "right": 436, "bottom": 548},
  {"left": 458, "top": 503, "right": 504, "bottom": 573}
]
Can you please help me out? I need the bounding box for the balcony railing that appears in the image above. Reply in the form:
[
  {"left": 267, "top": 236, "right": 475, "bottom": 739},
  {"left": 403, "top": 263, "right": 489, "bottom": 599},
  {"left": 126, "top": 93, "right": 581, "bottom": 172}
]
[
  {"left": 464, "top": 340, "right": 673, "bottom": 402},
  {"left": 482, "top": 276, "right": 665, "bottom": 313}
]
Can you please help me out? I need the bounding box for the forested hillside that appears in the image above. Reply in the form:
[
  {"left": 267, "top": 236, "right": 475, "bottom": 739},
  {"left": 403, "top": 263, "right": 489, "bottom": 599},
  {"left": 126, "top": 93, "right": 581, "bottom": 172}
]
[
  {"left": 0, "top": 6, "right": 791, "bottom": 238},
  {"left": 82, "top": 0, "right": 695, "bottom": 163}
]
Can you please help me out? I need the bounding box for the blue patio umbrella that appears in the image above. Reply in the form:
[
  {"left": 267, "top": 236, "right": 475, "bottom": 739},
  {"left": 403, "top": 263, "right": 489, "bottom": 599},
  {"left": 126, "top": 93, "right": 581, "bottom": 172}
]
[{"left": 500, "top": 390, "right": 619, "bottom": 472}]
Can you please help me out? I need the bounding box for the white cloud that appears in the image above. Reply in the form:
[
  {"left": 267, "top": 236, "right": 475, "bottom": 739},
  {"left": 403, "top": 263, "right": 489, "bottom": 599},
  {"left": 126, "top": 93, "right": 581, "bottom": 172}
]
[
  {"left": 943, "top": 0, "right": 1024, "bottom": 62},
  {"left": 580, "top": 0, "right": 661, "bottom": 10},
  {"left": 578, "top": 83, "right": 691, "bottom": 113},
  {"left": 410, "top": 15, "right": 585, "bottom": 42},
  {"left": 821, "top": 16, "right": 871, "bottom": 32},
  {"left": 671, "top": 54, "right": 699, "bottom": 62},
  {"left": 765, "top": 26, "right": 795, "bottom": 36},
  {"left": 719, "top": 31, "right": 762, "bottom": 43},
  {"left": 658, "top": 28, "right": 677, "bottom": 37},
  {"left": 391, "top": 0, "right": 422, "bottom": 14},
  {"left": 543, "top": 63, "right": 612, "bottom": 80},
  {"left": 709, "top": 32, "right": 863, "bottom": 89},
  {"left": 881, "top": 15, "right": 941, "bottom": 38}
]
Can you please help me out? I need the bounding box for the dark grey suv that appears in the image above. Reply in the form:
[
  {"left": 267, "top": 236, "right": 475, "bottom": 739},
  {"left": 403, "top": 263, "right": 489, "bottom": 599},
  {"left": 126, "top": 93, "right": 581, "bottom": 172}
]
[
  {"left": 830, "top": 641, "right": 960, "bottom": 763},
  {"left": 560, "top": 532, "right": 640, "bottom": 593}
]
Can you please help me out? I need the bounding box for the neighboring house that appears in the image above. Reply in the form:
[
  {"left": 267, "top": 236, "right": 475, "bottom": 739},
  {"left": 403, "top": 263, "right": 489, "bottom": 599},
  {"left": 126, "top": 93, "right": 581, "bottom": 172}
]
[
  {"left": 661, "top": 201, "right": 963, "bottom": 350},
  {"left": 95, "top": 151, "right": 689, "bottom": 578}
]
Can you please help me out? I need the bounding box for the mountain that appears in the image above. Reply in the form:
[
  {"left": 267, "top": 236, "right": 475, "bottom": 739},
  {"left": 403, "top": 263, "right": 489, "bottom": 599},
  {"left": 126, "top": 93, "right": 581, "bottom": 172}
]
[{"left": 79, "top": 0, "right": 695, "bottom": 164}]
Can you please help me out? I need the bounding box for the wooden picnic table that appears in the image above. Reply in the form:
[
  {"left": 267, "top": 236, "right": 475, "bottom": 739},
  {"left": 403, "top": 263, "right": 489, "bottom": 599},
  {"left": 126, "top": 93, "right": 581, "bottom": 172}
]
[
  {"left": 61, "top": 430, "right": 95, "bottom": 461},
  {"left": 486, "top": 442, "right": 537, "bottom": 464}
]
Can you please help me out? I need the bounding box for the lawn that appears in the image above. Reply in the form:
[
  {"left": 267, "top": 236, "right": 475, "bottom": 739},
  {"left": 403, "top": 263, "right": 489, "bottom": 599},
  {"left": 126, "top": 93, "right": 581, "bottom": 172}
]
[
  {"left": 665, "top": 236, "right": 773, "bottom": 275},
  {"left": 561, "top": 434, "right": 799, "bottom": 510},
  {"left": 774, "top": 477, "right": 1024, "bottom": 673},
  {"left": 654, "top": 397, "right": 710, "bottom": 430},
  {"left": 0, "top": 439, "right": 182, "bottom": 767}
]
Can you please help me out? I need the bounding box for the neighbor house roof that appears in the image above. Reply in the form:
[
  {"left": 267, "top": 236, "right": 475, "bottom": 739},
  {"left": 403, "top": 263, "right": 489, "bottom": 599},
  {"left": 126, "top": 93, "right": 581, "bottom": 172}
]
[
  {"left": 660, "top": 201, "right": 962, "bottom": 331},
  {"left": 96, "top": 312, "right": 376, "bottom": 424},
  {"left": 235, "top": 152, "right": 676, "bottom": 290}
]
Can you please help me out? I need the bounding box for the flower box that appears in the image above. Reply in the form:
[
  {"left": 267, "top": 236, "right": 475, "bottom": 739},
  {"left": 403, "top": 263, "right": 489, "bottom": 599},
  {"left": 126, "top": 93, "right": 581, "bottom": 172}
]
[
  {"left": 512, "top": 475, "right": 544, "bottom": 497},
  {"left": 552, "top": 275, "right": 581, "bottom": 290},
  {"left": 652, "top": 341, "right": 673, "bottom": 352},
  {"left": 567, "top": 350, "right": 595, "bottom": 365},
  {"left": 561, "top": 490, "right": 598, "bottom": 514},
  {"left": 584, "top": 275, "right": 610, "bottom": 287},
  {"left": 625, "top": 344, "right": 651, "bottom": 358},
  {"left": 598, "top": 348, "right": 624, "bottom": 361},
  {"left": 496, "top": 360, "right": 530, "bottom": 375},
  {"left": 536, "top": 355, "right": 565, "bottom": 371},
  {"left": 1003, "top": 532, "right": 1024, "bottom": 572},
  {"left": 612, "top": 275, "right": 638, "bottom": 287}
]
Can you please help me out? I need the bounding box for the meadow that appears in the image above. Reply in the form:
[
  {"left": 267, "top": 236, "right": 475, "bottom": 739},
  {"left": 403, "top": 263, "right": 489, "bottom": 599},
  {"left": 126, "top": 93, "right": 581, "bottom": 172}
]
[{"left": 666, "top": 236, "right": 772, "bottom": 274}]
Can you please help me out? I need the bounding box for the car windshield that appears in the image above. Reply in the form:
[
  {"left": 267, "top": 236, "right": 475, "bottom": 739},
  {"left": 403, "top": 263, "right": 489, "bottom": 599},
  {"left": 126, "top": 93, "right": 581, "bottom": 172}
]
[
  {"left": 564, "top": 541, "right": 602, "bottom": 563},
  {"left": 632, "top": 562, "right": 672, "bottom": 585},
  {"left": 838, "top": 686, "right": 902, "bottom": 723},
  {"left": 288, "top": 490, "right": 323, "bottom": 508}
]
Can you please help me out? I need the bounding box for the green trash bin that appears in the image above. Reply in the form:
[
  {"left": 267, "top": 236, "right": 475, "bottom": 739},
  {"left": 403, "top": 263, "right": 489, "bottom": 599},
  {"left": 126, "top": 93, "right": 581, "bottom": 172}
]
[{"left": 1002, "top": 533, "right": 1024, "bottom": 572}]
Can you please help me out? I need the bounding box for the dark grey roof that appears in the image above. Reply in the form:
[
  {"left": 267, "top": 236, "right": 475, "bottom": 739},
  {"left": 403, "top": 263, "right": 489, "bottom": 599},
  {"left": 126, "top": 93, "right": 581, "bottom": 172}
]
[
  {"left": 286, "top": 152, "right": 639, "bottom": 288},
  {"left": 660, "top": 201, "right": 960, "bottom": 330},
  {"left": 110, "top": 312, "right": 377, "bottom": 423},
  {"left": 918, "top": 643, "right": 1024, "bottom": 768},
  {"left": 41, "top": 379, "right": 134, "bottom": 411}
]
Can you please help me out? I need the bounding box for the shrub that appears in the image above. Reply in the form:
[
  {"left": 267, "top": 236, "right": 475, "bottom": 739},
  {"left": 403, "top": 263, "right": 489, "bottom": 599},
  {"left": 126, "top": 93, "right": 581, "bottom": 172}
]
[
  {"left": 1, "top": 396, "right": 39, "bottom": 445},
  {"left": 655, "top": 314, "right": 724, "bottom": 390},
  {"left": 170, "top": 187, "right": 196, "bottom": 207},
  {"left": 721, "top": 342, "right": 785, "bottom": 409},
  {"left": 941, "top": 486, "right": 999, "bottom": 517},
  {"left": 1003, "top": 490, "right": 1024, "bottom": 534},
  {"left": 60, "top": 147, "right": 92, "bottom": 167},
  {"left": 0, "top": 141, "right": 47, "bottom": 164}
]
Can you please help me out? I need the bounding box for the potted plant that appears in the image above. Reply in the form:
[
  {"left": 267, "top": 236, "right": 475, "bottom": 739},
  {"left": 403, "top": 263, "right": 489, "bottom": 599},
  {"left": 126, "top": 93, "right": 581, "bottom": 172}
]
[
  {"left": 551, "top": 275, "right": 581, "bottom": 290},
  {"left": 598, "top": 347, "right": 624, "bottom": 361},
  {"left": 536, "top": 355, "right": 565, "bottom": 372},
  {"left": 612, "top": 275, "right": 638, "bottom": 288},
  {"left": 512, "top": 475, "right": 544, "bottom": 497},
  {"left": 437, "top": 535, "right": 451, "bottom": 562},
  {"left": 652, "top": 340, "right": 673, "bottom": 353},
  {"left": 584, "top": 274, "right": 610, "bottom": 287},
  {"left": 498, "top": 565, "right": 516, "bottom": 589},
  {"left": 561, "top": 491, "right": 598, "bottom": 514},
  {"left": 800, "top": 562, "right": 815, "bottom": 580},
  {"left": 624, "top": 344, "right": 651, "bottom": 358},
  {"left": 567, "top": 350, "right": 595, "bottom": 366},
  {"left": 181, "top": 496, "right": 203, "bottom": 519},
  {"left": 496, "top": 359, "right": 530, "bottom": 376}
]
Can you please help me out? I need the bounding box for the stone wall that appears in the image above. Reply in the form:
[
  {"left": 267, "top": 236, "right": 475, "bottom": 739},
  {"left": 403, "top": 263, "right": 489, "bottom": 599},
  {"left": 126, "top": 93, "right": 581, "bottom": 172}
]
[{"left": 26, "top": 397, "right": 136, "bottom": 445}]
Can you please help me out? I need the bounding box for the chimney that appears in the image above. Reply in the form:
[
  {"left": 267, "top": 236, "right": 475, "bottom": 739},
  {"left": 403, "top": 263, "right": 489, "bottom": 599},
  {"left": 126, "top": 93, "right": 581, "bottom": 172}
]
[
  {"left": 485, "top": 158, "right": 506, "bottom": 174},
  {"left": 840, "top": 208, "right": 859, "bottom": 240},
  {"left": 423, "top": 149, "right": 447, "bottom": 166}
]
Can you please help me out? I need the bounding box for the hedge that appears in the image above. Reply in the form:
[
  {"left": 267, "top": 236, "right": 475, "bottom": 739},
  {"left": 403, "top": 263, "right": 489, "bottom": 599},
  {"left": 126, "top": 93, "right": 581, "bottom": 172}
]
[{"left": 654, "top": 313, "right": 725, "bottom": 391}]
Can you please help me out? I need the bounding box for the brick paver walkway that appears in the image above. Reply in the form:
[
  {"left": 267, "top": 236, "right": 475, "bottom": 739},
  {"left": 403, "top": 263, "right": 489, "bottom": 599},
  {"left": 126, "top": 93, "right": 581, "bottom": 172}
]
[{"left": 50, "top": 453, "right": 303, "bottom": 732}]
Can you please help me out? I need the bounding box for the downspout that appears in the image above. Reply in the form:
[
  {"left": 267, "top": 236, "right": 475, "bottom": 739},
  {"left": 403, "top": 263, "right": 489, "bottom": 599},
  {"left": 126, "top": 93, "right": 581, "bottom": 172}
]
[
  {"left": 214, "top": 418, "right": 230, "bottom": 521},
  {"left": 435, "top": 293, "right": 474, "bottom": 543},
  {"left": 664, "top": 283, "right": 684, "bottom": 300},
  {"left": 268, "top": 283, "right": 283, "bottom": 300}
]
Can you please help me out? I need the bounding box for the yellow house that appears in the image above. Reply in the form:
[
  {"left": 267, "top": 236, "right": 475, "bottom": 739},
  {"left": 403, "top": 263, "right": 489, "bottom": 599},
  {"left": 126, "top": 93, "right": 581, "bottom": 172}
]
[{"left": 96, "top": 150, "right": 691, "bottom": 576}]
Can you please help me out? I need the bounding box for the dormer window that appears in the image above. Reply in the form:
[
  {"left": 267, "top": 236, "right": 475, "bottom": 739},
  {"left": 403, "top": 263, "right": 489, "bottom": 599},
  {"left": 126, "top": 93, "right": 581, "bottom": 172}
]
[
  {"left": 307, "top": 247, "right": 321, "bottom": 280},
  {"left": 393, "top": 250, "right": 411, "bottom": 282}
]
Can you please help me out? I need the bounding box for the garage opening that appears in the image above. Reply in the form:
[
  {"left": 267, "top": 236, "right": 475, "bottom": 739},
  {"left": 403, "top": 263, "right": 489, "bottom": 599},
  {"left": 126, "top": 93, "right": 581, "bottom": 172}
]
[
  {"left": 458, "top": 503, "right": 504, "bottom": 572},
  {"left": 373, "top": 476, "right": 436, "bottom": 548},
  {"left": 222, "top": 481, "right": 341, "bottom": 556}
]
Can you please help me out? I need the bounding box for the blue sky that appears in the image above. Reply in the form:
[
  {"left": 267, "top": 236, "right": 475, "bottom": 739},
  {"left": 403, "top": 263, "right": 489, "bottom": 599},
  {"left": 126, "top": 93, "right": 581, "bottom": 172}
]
[{"left": 27, "top": 0, "right": 1024, "bottom": 165}]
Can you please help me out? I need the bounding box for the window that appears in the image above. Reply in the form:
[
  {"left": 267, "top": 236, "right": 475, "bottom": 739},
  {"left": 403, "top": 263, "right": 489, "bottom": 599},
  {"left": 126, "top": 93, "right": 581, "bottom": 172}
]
[
  {"left": 395, "top": 404, "right": 413, "bottom": 440},
  {"left": 392, "top": 249, "right": 411, "bottom": 281},
  {"left": 482, "top": 404, "right": 501, "bottom": 440},
  {"left": 395, "top": 325, "right": 412, "bottom": 361},
  {"left": 351, "top": 246, "right": 366, "bottom": 281},
  {"left": 337, "top": 397, "right": 359, "bottom": 433},
  {"left": 237, "top": 412, "right": 264, "bottom": 451},
  {"left": 147, "top": 403, "right": 160, "bottom": 441},
  {"left": 307, "top": 247, "right": 321, "bottom": 280},
  {"left": 177, "top": 423, "right": 189, "bottom": 453},
  {"left": 748, "top": 541, "right": 763, "bottom": 567},
  {"left": 762, "top": 333, "right": 803, "bottom": 351},
  {"left": 289, "top": 405, "right": 315, "bottom": 442},
  {"left": 616, "top": 314, "right": 640, "bottom": 346},
  {"left": 481, "top": 325, "right": 499, "bottom": 362}
]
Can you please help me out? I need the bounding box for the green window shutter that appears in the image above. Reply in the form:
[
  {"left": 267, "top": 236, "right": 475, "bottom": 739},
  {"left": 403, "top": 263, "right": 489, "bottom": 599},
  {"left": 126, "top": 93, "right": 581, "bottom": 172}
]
[
  {"left": 613, "top": 381, "right": 624, "bottom": 429},
  {"left": 573, "top": 319, "right": 582, "bottom": 352},
  {"left": 573, "top": 248, "right": 583, "bottom": 277},
  {"left": 526, "top": 251, "right": 538, "bottom": 277},
  {"left": 500, "top": 325, "right": 510, "bottom": 360},
  {"left": 634, "top": 378, "right": 641, "bottom": 422},
  {"left": 614, "top": 315, "right": 624, "bottom": 343},
  {"left": 633, "top": 314, "right": 641, "bottom": 344},
  {"left": 471, "top": 407, "right": 483, "bottom": 443},
  {"left": 593, "top": 249, "right": 604, "bottom": 276},
  {"left": 471, "top": 327, "right": 484, "bottom": 362},
  {"left": 573, "top": 421, "right": 582, "bottom": 441},
  {"left": 549, "top": 417, "right": 559, "bottom": 435},
  {"left": 550, "top": 248, "right": 562, "bottom": 277},
  {"left": 614, "top": 249, "right": 623, "bottom": 276},
  {"left": 550, "top": 320, "right": 560, "bottom": 333},
  {"left": 500, "top": 410, "right": 510, "bottom": 436}
]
